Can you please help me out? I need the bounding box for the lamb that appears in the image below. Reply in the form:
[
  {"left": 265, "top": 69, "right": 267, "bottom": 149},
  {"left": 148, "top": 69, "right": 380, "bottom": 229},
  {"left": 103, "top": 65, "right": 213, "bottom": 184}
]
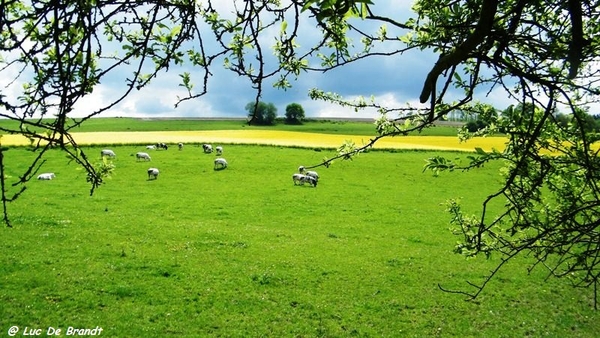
[
  {"left": 100, "top": 149, "right": 116, "bottom": 158},
  {"left": 37, "top": 173, "right": 56, "bottom": 180},
  {"left": 136, "top": 152, "right": 151, "bottom": 161},
  {"left": 215, "top": 146, "right": 223, "bottom": 156},
  {"left": 147, "top": 168, "right": 159, "bottom": 180},
  {"left": 298, "top": 166, "right": 319, "bottom": 182},
  {"left": 203, "top": 144, "right": 213, "bottom": 153},
  {"left": 214, "top": 158, "right": 228, "bottom": 170}
]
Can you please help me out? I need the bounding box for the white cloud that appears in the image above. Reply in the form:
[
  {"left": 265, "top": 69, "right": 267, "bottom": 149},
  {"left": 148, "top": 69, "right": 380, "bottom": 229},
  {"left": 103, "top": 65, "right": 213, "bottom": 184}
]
[
  {"left": 302, "top": 91, "right": 427, "bottom": 119},
  {"left": 2, "top": 0, "right": 574, "bottom": 121},
  {"left": 474, "top": 86, "right": 518, "bottom": 111}
]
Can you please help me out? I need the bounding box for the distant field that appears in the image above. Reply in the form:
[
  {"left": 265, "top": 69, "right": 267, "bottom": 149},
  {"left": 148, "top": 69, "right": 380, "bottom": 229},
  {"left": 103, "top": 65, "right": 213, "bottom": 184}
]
[
  {"left": 1, "top": 130, "right": 507, "bottom": 152},
  {"left": 0, "top": 117, "right": 505, "bottom": 152},
  {"left": 0, "top": 117, "right": 463, "bottom": 136}
]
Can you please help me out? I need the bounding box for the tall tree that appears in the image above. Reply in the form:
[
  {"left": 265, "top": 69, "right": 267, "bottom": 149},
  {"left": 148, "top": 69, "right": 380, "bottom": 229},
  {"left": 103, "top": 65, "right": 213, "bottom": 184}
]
[
  {"left": 284, "top": 103, "right": 305, "bottom": 124},
  {"left": 1, "top": 0, "right": 600, "bottom": 305}
]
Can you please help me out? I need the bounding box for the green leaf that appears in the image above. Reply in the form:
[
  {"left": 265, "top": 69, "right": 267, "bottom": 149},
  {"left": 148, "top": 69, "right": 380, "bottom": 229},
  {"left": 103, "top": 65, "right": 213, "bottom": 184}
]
[{"left": 453, "top": 72, "right": 462, "bottom": 83}]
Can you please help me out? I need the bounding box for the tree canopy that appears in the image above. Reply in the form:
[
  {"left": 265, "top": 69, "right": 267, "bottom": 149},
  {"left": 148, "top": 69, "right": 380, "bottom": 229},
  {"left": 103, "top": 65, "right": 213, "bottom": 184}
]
[
  {"left": 285, "top": 103, "right": 306, "bottom": 124},
  {"left": 1, "top": 0, "right": 600, "bottom": 305},
  {"left": 245, "top": 101, "right": 277, "bottom": 125}
]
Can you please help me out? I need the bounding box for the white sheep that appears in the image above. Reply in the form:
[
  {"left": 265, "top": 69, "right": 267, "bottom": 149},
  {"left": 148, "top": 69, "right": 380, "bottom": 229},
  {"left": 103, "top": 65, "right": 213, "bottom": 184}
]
[
  {"left": 292, "top": 173, "right": 305, "bottom": 185},
  {"left": 292, "top": 173, "right": 317, "bottom": 187},
  {"left": 214, "top": 158, "right": 228, "bottom": 170},
  {"left": 37, "top": 173, "right": 56, "bottom": 180},
  {"left": 147, "top": 168, "right": 159, "bottom": 180},
  {"left": 216, "top": 146, "right": 223, "bottom": 155},
  {"left": 298, "top": 166, "right": 319, "bottom": 182},
  {"left": 136, "top": 152, "right": 151, "bottom": 161},
  {"left": 100, "top": 149, "right": 116, "bottom": 158},
  {"left": 302, "top": 175, "right": 318, "bottom": 187},
  {"left": 146, "top": 145, "right": 156, "bottom": 150},
  {"left": 202, "top": 144, "right": 213, "bottom": 153}
]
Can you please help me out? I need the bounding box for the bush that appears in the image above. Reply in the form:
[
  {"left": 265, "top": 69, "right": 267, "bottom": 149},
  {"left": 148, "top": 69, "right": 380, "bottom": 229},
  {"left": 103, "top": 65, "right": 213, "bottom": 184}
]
[{"left": 465, "top": 120, "right": 487, "bottom": 132}]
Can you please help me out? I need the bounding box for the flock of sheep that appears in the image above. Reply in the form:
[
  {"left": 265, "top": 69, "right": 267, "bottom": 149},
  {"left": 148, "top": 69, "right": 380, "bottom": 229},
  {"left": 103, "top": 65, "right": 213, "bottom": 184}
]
[
  {"left": 115, "top": 143, "right": 227, "bottom": 180},
  {"left": 37, "top": 142, "right": 320, "bottom": 187},
  {"left": 36, "top": 142, "right": 228, "bottom": 182}
]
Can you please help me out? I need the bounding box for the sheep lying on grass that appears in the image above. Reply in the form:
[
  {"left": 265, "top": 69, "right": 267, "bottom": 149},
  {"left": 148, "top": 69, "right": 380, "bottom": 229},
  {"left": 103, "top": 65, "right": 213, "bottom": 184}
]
[
  {"left": 147, "top": 168, "right": 159, "bottom": 180},
  {"left": 214, "top": 158, "right": 227, "bottom": 170},
  {"left": 37, "top": 173, "right": 56, "bottom": 180}
]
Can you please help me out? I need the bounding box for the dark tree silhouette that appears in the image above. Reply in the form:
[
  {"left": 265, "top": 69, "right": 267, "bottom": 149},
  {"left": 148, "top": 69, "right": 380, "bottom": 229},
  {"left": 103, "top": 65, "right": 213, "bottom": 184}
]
[
  {"left": 284, "top": 103, "right": 305, "bottom": 124},
  {"left": 245, "top": 102, "right": 277, "bottom": 126}
]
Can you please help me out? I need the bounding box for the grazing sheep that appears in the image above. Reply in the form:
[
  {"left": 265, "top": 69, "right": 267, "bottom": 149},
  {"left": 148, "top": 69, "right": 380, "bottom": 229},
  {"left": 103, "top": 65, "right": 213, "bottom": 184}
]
[
  {"left": 100, "top": 149, "right": 116, "bottom": 158},
  {"left": 292, "top": 173, "right": 305, "bottom": 185},
  {"left": 136, "top": 152, "right": 151, "bottom": 161},
  {"left": 147, "top": 168, "right": 159, "bottom": 180},
  {"left": 146, "top": 145, "right": 156, "bottom": 150},
  {"left": 302, "top": 175, "right": 318, "bottom": 187},
  {"left": 292, "top": 173, "right": 317, "bottom": 187},
  {"left": 298, "top": 166, "right": 319, "bottom": 182},
  {"left": 37, "top": 173, "right": 56, "bottom": 180},
  {"left": 202, "top": 144, "right": 213, "bottom": 153},
  {"left": 216, "top": 146, "right": 223, "bottom": 155},
  {"left": 214, "top": 158, "right": 228, "bottom": 170},
  {"left": 178, "top": 142, "right": 183, "bottom": 150},
  {"left": 156, "top": 142, "right": 168, "bottom": 150}
]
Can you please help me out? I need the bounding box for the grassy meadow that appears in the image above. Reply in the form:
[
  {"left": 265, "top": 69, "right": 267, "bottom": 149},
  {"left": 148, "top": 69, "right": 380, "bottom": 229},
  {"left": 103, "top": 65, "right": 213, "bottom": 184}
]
[
  {"left": 0, "top": 140, "right": 598, "bottom": 337},
  {"left": 0, "top": 117, "right": 461, "bottom": 136},
  {"left": 0, "top": 118, "right": 597, "bottom": 337}
]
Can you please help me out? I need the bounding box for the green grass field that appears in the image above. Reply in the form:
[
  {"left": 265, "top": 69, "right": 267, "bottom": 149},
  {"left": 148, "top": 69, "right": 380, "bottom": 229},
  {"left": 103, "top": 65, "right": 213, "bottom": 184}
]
[
  {"left": 0, "top": 117, "right": 461, "bottom": 136},
  {"left": 0, "top": 119, "right": 597, "bottom": 337}
]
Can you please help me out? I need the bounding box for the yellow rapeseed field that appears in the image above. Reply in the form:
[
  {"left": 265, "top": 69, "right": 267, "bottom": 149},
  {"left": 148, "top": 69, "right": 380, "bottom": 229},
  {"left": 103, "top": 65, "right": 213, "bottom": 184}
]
[{"left": 0, "top": 130, "right": 508, "bottom": 152}]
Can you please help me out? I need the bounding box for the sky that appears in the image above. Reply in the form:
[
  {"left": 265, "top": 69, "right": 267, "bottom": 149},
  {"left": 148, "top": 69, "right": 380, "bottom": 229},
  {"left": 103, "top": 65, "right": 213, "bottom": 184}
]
[{"left": 3, "top": 1, "right": 522, "bottom": 121}]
